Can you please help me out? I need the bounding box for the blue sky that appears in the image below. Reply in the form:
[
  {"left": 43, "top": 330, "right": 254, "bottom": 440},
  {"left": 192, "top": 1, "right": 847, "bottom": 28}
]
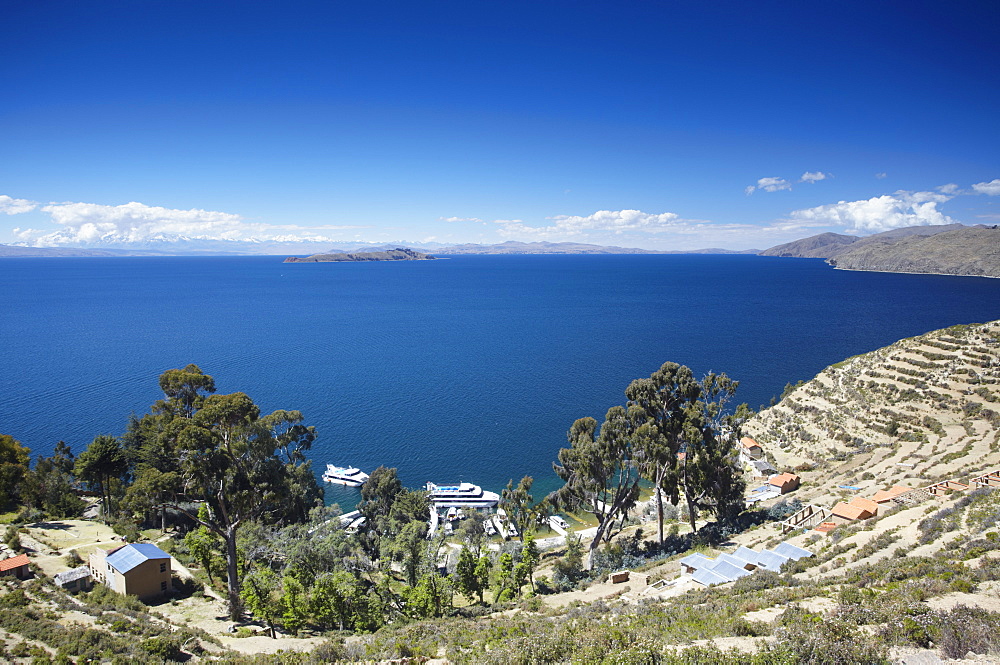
[{"left": 2, "top": 0, "right": 998, "bottom": 250}]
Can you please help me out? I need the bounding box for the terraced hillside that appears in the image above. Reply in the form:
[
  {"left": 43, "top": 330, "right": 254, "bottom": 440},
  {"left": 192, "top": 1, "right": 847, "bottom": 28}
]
[{"left": 745, "top": 320, "right": 1000, "bottom": 494}]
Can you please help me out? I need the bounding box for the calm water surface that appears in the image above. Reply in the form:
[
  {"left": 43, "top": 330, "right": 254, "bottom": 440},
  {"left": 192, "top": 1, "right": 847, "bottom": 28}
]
[{"left": 2, "top": 254, "right": 999, "bottom": 503}]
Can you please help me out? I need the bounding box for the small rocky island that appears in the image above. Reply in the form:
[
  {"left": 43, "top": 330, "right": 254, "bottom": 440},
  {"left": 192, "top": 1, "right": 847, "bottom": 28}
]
[{"left": 283, "top": 247, "right": 436, "bottom": 263}]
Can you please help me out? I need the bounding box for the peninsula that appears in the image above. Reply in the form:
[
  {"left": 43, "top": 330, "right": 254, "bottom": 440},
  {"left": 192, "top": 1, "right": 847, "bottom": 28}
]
[
  {"left": 761, "top": 224, "right": 1000, "bottom": 278},
  {"left": 283, "top": 247, "right": 435, "bottom": 263}
]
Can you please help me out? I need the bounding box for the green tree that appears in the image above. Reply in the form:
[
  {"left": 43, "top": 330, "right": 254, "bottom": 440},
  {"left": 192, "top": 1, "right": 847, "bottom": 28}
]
[
  {"left": 184, "top": 504, "right": 220, "bottom": 583},
  {"left": 74, "top": 434, "right": 127, "bottom": 521},
  {"left": 499, "top": 476, "right": 533, "bottom": 541},
  {"left": 473, "top": 554, "right": 492, "bottom": 604},
  {"left": 625, "top": 362, "right": 702, "bottom": 546},
  {"left": 241, "top": 565, "right": 281, "bottom": 638},
  {"left": 133, "top": 366, "right": 322, "bottom": 621},
  {"left": 678, "top": 387, "right": 749, "bottom": 533},
  {"left": 454, "top": 546, "right": 483, "bottom": 604},
  {"left": 550, "top": 406, "right": 643, "bottom": 555},
  {"left": 520, "top": 533, "right": 540, "bottom": 592},
  {"left": 492, "top": 551, "right": 515, "bottom": 603},
  {"left": 122, "top": 466, "right": 179, "bottom": 532},
  {"left": 157, "top": 364, "right": 216, "bottom": 418},
  {"left": 0, "top": 434, "right": 31, "bottom": 511},
  {"left": 626, "top": 362, "right": 748, "bottom": 541},
  {"left": 280, "top": 575, "right": 309, "bottom": 636},
  {"left": 357, "top": 466, "right": 403, "bottom": 557}
]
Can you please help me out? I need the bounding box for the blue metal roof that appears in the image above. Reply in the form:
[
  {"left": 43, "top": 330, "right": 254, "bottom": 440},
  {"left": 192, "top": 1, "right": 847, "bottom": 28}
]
[
  {"left": 716, "top": 553, "right": 754, "bottom": 570},
  {"left": 679, "top": 553, "right": 713, "bottom": 570},
  {"left": 105, "top": 543, "right": 170, "bottom": 574},
  {"left": 692, "top": 567, "right": 730, "bottom": 586},
  {"left": 756, "top": 549, "right": 790, "bottom": 570},
  {"left": 733, "top": 546, "right": 761, "bottom": 566},
  {"left": 773, "top": 542, "right": 813, "bottom": 561},
  {"left": 706, "top": 560, "right": 751, "bottom": 581}
]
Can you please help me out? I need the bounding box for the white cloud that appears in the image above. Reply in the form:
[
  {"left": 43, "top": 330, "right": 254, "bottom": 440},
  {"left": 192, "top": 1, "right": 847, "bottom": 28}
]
[
  {"left": 875, "top": 172, "right": 887, "bottom": 179},
  {"left": 11, "top": 198, "right": 361, "bottom": 247},
  {"left": 972, "top": 179, "right": 1000, "bottom": 195},
  {"left": 439, "top": 216, "right": 482, "bottom": 223},
  {"left": 789, "top": 190, "right": 954, "bottom": 234},
  {"left": 744, "top": 185, "right": 756, "bottom": 196},
  {"left": 0, "top": 195, "right": 37, "bottom": 215},
  {"left": 495, "top": 209, "right": 683, "bottom": 240},
  {"left": 800, "top": 171, "right": 831, "bottom": 183},
  {"left": 937, "top": 183, "right": 960, "bottom": 194},
  {"left": 752, "top": 177, "right": 792, "bottom": 193}
]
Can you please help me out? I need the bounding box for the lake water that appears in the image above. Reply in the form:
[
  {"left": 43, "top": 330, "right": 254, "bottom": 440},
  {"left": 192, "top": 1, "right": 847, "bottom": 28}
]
[{"left": 2, "top": 254, "right": 999, "bottom": 504}]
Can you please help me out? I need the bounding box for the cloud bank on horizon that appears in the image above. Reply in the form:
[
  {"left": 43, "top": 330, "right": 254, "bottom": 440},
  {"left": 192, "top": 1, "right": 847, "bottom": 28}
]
[{"left": 2, "top": 178, "right": 998, "bottom": 251}]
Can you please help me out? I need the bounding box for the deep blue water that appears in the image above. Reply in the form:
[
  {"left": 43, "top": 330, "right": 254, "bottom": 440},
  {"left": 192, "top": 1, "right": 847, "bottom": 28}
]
[{"left": 2, "top": 254, "right": 999, "bottom": 504}]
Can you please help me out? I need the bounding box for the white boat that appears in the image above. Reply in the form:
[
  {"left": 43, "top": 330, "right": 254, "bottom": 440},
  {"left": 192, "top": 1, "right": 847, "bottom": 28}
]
[
  {"left": 323, "top": 464, "right": 370, "bottom": 487},
  {"left": 425, "top": 481, "right": 500, "bottom": 509}
]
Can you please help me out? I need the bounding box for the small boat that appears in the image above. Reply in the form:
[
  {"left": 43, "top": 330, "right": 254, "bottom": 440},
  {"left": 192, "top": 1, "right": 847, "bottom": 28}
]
[{"left": 323, "top": 464, "right": 370, "bottom": 487}]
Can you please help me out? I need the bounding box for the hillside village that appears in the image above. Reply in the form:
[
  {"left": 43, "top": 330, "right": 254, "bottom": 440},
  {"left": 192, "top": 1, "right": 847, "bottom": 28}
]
[{"left": 0, "top": 321, "right": 998, "bottom": 663}]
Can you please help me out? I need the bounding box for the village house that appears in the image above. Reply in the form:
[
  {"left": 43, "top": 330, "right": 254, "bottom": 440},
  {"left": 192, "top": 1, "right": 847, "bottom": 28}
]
[
  {"left": 89, "top": 543, "right": 172, "bottom": 601},
  {"left": 0, "top": 553, "right": 31, "bottom": 580},
  {"left": 831, "top": 496, "right": 879, "bottom": 523},
  {"left": 739, "top": 437, "right": 763, "bottom": 461},
  {"left": 768, "top": 472, "right": 800, "bottom": 494},
  {"left": 54, "top": 565, "right": 93, "bottom": 593},
  {"left": 871, "top": 485, "right": 913, "bottom": 504}
]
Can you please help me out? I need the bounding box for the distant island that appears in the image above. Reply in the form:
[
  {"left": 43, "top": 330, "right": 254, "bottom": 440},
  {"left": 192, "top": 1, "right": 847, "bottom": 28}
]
[
  {"left": 760, "top": 224, "right": 1000, "bottom": 278},
  {"left": 283, "top": 247, "right": 436, "bottom": 263}
]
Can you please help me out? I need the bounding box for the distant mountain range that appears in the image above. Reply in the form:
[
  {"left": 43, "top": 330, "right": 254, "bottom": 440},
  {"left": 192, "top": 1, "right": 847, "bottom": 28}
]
[
  {"left": 760, "top": 224, "right": 1000, "bottom": 278},
  {"left": 0, "top": 239, "right": 759, "bottom": 258}
]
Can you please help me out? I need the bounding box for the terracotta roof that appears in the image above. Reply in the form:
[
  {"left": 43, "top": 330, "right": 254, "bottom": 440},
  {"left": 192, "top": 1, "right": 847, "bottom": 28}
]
[
  {"left": 831, "top": 502, "right": 870, "bottom": 520},
  {"left": 849, "top": 497, "right": 879, "bottom": 514},
  {"left": 0, "top": 554, "right": 30, "bottom": 572},
  {"left": 769, "top": 472, "right": 799, "bottom": 487},
  {"left": 872, "top": 485, "right": 913, "bottom": 502},
  {"left": 741, "top": 437, "right": 761, "bottom": 450}
]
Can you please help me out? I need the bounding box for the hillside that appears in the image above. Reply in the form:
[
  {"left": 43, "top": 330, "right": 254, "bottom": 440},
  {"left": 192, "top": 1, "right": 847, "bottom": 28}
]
[
  {"left": 283, "top": 247, "right": 435, "bottom": 262},
  {"left": 829, "top": 225, "right": 1000, "bottom": 278},
  {"left": 758, "top": 232, "right": 859, "bottom": 258},
  {"left": 745, "top": 320, "right": 1000, "bottom": 488},
  {"left": 759, "top": 224, "right": 967, "bottom": 260},
  {"left": 2, "top": 322, "right": 1000, "bottom": 663},
  {"left": 759, "top": 224, "right": 1000, "bottom": 278}
]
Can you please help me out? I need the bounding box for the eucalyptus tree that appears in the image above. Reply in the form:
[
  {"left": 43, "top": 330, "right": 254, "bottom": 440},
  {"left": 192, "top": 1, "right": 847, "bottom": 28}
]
[
  {"left": 499, "top": 475, "right": 533, "bottom": 541},
  {"left": 678, "top": 387, "right": 749, "bottom": 533},
  {"left": 0, "top": 434, "right": 30, "bottom": 512},
  {"left": 626, "top": 362, "right": 748, "bottom": 541},
  {"left": 624, "top": 362, "right": 702, "bottom": 545},
  {"left": 550, "top": 405, "right": 644, "bottom": 555},
  {"left": 130, "top": 365, "right": 321, "bottom": 620},
  {"left": 74, "top": 434, "right": 128, "bottom": 520}
]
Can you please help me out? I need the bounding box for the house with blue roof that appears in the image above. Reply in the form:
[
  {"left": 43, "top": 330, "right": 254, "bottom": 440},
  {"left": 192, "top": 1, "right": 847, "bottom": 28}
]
[{"left": 89, "top": 542, "right": 172, "bottom": 601}]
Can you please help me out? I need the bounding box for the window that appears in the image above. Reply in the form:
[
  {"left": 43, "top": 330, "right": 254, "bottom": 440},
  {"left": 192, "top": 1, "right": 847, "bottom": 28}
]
[
  {"left": 161, "top": 581, "right": 167, "bottom": 591},
  {"left": 160, "top": 563, "right": 166, "bottom": 573}
]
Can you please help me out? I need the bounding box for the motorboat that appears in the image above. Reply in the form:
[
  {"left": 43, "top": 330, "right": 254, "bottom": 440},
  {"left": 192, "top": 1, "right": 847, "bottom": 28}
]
[
  {"left": 425, "top": 481, "right": 500, "bottom": 509},
  {"left": 323, "top": 464, "right": 370, "bottom": 487}
]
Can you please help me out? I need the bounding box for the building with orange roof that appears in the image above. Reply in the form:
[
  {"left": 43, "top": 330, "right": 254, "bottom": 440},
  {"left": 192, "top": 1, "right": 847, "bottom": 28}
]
[
  {"left": 871, "top": 485, "right": 912, "bottom": 503},
  {"left": 768, "top": 473, "right": 800, "bottom": 494},
  {"left": 0, "top": 553, "right": 31, "bottom": 580},
  {"left": 740, "top": 437, "right": 763, "bottom": 460},
  {"left": 831, "top": 495, "right": 878, "bottom": 522}
]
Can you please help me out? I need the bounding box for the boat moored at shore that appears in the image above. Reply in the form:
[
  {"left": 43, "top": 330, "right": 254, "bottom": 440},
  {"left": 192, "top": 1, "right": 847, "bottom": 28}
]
[
  {"left": 323, "top": 465, "right": 370, "bottom": 487},
  {"left": 425, "top": 481, "right": 500, "bottom": 509}
]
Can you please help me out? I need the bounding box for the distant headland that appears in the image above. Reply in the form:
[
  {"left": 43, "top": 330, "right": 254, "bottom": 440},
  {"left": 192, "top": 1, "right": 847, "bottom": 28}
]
[
  {"left": 760, "top": 224, "right": 1000, "bottom": 278},
  {"left": 283, "top": 247, "right": 436, "bottom": 263}
]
